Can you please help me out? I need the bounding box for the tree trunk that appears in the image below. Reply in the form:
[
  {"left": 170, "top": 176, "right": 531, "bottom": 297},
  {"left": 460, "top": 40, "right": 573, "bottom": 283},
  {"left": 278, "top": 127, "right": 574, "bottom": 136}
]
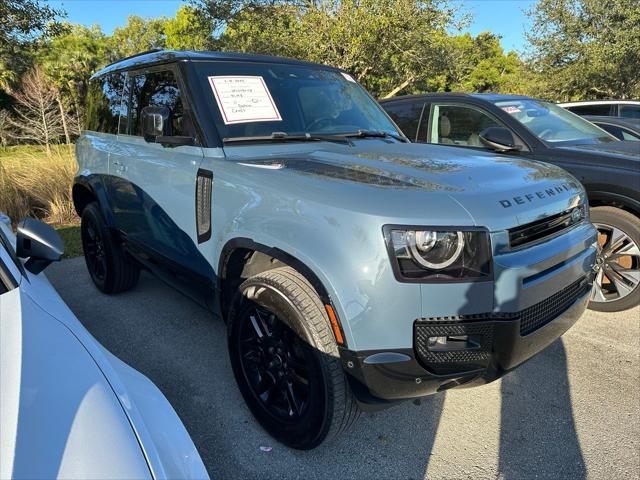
[
  {"left": 39, "top": 93, "right": 51, "bottom": 155},
  {"left": 56, "top": 93, "right": 71, "bottom": 144},
  {"left": 73, "top": 95, "right": 82, "bottom": 135},
  {"left": 381, "top": 76, "right": 415, "bottom": 99}
]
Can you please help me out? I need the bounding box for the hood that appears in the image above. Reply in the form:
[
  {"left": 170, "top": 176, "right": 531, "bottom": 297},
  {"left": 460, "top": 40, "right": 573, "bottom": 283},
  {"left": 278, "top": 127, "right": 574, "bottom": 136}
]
[
  {"left": 19, "top": 270, "right": 209, "bottom": 480},
  {"left": 1, "top": 288, "right": 152, "bottom": 480},
  {"left": 229, "top": 142, "right": 585, "bottom": 231},
  {"left": 557, "top": 140, "right": 640, "bottom": 160}
]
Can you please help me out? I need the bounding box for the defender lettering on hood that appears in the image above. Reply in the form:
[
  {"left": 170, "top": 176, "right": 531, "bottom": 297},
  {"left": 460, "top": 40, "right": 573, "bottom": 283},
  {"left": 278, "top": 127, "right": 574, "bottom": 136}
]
[{"left": 499, "top": 181, "right": 580, "bottom": 208}]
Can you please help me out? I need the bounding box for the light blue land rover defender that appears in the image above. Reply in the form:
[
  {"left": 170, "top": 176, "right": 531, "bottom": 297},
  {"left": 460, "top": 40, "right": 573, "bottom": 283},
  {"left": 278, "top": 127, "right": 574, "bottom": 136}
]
[{"left": 74, "top": 50, "right": 598, "bottom": 449}]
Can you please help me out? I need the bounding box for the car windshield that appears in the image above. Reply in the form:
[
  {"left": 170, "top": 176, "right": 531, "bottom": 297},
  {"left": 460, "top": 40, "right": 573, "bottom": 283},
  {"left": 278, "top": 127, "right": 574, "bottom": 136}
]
[
  {"left": 192, "top": 61, "right": 400, "bottom": 142},
  {"left": 494, "top": 99, "right": 617, "bottom": 146}
]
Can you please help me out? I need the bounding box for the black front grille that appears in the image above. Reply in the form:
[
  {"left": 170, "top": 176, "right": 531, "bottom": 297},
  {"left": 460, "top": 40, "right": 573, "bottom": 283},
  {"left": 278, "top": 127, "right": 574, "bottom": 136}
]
[
  {"left": 517, "top": 278, "right": 588, "bottom": 335},
  {"left": 414, "top": 277, "right": 589, "bottom": 368},
  {"left": 509, "top": 207, "right": 584, "bottom": 249}
]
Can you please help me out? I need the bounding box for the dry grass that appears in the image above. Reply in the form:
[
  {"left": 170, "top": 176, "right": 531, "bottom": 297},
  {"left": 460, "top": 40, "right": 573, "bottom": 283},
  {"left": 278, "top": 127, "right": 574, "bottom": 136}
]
[{"left": 0, "top": 144, "right": 77, "bottom": 225}]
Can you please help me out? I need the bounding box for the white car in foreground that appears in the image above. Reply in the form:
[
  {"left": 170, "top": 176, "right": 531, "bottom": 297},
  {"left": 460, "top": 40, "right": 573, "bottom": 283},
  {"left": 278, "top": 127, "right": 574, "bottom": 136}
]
[{"left": 0, "top": 215, "right": 209, "bottom": 479}]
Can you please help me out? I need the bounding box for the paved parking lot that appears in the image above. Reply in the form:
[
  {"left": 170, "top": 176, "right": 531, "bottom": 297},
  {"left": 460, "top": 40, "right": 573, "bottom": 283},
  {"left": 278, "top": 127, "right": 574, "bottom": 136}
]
[{"left": 48, "top": 258, "right": 639, "bottom": 480}]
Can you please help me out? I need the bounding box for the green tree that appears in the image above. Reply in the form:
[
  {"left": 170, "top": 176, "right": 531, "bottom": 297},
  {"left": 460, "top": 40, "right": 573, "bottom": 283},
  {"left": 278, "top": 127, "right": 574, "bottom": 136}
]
[
  {"left": 165, "top": 5, "right": 215, "bottom": 50},
  {"left": 109, "top": 15, "right": 167, "bottom": 60},
  {"left": 445, "top": 32, "right": 524, "bottom": 93},
  {"left": 0, "top": 0, "right": 64, "bottom": 90},
  {"left": 188, "top": 0, "right": 290, "bottom": 48},
  {"left": 37, "top": 24, "right": 109, "bottom": 138},
  {"left": 526, "top": 0, "right": 640, "bottom": 100},
  {"left": 222, "top": 0, "right": 466, "bottom": 98}
]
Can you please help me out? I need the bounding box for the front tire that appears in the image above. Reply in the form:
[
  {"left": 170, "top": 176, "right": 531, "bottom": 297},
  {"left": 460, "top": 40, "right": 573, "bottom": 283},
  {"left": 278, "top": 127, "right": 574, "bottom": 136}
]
[
  {"left": 589, "top": 206, "right": 640, "bottom": 312},
  {"left": 227, "top": 266, "right": 359, "bottom": 449},
  {"left": 80, "top": 202, "right": 140, "bottom": 294}
]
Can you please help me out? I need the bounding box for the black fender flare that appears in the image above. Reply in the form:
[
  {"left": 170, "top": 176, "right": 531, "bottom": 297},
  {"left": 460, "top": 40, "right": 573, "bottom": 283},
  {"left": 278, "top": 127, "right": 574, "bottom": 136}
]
[
  {"left": 218, "top": 237, "right": 348, "bottom": 346},
  {"left": 586, "top": 189, "right": 640, "bottom": 217},
  {"left": 72, "top": 174, "right": 117, "bottom": 229}
]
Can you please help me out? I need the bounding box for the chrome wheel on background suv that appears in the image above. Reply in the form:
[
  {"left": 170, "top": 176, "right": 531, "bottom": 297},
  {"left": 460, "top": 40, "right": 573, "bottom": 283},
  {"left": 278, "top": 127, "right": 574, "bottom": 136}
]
[{"left": 589, "top": 206, "right": 640, "bottom": 312}]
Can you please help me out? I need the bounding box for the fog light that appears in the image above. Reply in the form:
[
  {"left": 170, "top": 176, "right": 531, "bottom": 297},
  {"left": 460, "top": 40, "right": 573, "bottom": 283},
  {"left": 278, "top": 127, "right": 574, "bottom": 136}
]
[{"left": 428, "top": 336, "right": 448, "bottom": 347}]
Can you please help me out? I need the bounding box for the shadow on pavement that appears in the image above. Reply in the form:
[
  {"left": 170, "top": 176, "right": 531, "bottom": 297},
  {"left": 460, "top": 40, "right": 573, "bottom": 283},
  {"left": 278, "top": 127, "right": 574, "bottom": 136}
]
[{"left": 499, "top": 339, "right": 586, "bottom": 479}]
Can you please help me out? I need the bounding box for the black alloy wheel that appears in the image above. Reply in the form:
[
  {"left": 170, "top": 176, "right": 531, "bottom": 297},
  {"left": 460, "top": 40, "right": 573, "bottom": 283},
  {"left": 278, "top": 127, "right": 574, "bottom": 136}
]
[
  {"left": 228, "top": 267, "right": 360, "bottom": 449},
  {"left": 82, "top": 213, "right": 107, "bottom": 285},
  {"left": 80, "top": 202, "right": 140, "bottom": 294},
  {"left": 237, "top": 305, "right": 312, "bottom": 422}
]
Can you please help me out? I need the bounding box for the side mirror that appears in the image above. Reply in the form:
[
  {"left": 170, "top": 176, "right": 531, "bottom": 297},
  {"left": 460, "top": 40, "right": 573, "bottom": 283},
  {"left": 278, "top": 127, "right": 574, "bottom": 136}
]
[
  {"left": 141, "top": 105, "right": 195, "bottom": 147},
  {"left": 479, "top": 127, "right": 522, "bottom": 152},
  {"left": 141, "top": 105, "right": 172, "bottom": 143},
  {"left": 16, "top": 218, "right": 64, "bottom": 274}
]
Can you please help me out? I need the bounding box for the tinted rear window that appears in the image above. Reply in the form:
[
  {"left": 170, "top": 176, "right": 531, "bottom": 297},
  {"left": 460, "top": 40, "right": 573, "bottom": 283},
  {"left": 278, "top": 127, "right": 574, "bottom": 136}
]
[
  {"left": 566, "top": 104, "right": 613, "bottom": 116},
  {"left": 620, "top": 105, "right": 640, "bottom": 119}
]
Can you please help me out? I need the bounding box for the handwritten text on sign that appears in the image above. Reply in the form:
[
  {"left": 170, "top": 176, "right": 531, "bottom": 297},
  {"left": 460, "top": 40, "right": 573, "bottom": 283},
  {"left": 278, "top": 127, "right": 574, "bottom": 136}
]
[{"left": 208, "top": 76, "right": 282, "bottom": 125}]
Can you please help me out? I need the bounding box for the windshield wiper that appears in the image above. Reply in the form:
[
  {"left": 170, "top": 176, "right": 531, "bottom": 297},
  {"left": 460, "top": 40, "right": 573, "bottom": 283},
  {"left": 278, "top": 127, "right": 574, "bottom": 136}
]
[
  {"left": 224, "top": 132, "right": 353, "bottom": 145},
  {"left": 344, "top": 130, "right": 409, "bottom": 143}
]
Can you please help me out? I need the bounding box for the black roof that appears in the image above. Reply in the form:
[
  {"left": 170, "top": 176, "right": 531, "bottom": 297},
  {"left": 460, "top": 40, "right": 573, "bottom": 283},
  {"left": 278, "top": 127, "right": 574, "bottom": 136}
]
[
  {"left": 379, "top": 92, "right": 535, "bottom": 103},
  {"left": 92, "top": 49, "right": 343, "bottom": 79}
]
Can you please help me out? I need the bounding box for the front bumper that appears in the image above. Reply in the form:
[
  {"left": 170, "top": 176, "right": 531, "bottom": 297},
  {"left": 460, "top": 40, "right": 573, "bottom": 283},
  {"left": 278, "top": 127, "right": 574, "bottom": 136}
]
[{"left": 340, "top": 275, "right": 591, "bottom": 408}]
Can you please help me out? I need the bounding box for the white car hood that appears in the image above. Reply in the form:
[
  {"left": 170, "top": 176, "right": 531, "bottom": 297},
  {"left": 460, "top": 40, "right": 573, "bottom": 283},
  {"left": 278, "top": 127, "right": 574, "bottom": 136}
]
[
  {"left": 0, "top": 245, "right": 209, "bottom": 479},
  {"left": 1, "top": 286, "right": 152, "bottom": 479}
]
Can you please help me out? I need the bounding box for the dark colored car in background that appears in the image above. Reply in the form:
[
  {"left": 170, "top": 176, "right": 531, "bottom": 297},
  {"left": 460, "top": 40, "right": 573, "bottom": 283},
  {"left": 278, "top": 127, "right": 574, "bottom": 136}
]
[
  {"left": 583, "top": 116, "right": 640, "bottom": 141},
  {"left": 381, "top": 93, "right": 640, "bottom": 312}
]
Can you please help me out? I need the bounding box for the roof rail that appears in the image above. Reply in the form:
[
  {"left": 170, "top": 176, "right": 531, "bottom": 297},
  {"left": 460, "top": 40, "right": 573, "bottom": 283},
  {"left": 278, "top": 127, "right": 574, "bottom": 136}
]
[{"left": 103, "top": 48, "right": 165, "bottom": 69}]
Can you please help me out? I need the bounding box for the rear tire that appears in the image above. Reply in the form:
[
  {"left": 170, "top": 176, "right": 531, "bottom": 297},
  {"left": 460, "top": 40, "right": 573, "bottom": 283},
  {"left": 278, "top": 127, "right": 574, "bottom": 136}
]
[
  {"left": 227, "top": 266, "right": 360, "bottom": 449},
  {"left": 589, "top": 206, "right": 640, "bottom": 312},
  {"left": 80, "top": 202, "right": 140, "bottom": 294}
]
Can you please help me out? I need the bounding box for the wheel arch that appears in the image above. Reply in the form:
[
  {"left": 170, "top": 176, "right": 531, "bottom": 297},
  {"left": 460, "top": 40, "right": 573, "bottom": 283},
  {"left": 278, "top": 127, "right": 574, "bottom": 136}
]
[
  {"left": 72, "top": 175, "right": 117, "bottom": 229},
  {"left": 586, "top": 190, "right": 640, "bottom": 218},
  {"left": 217, "top": 237, "right": 348, "bottom": 347}
]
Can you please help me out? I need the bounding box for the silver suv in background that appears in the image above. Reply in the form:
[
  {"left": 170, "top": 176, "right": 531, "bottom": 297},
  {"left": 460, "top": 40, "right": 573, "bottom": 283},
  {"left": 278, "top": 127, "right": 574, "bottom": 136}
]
[
  {"left": 74, "top": 50, "right": 597, "bottom": 449},
  {"left": 559, "top": 100, "right": 640, "bottom": 119}
]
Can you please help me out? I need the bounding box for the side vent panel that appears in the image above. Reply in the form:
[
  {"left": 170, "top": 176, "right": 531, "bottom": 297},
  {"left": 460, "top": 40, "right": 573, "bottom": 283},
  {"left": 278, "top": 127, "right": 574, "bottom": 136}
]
[{"left": 196, "top": 169, "right": 213, "bottom": 243}]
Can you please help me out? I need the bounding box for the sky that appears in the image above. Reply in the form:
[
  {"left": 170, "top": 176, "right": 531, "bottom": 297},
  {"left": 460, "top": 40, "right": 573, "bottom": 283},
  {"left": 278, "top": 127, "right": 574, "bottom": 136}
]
[{"left": 48, "top": 0, "right": 536, "bottom": 53}]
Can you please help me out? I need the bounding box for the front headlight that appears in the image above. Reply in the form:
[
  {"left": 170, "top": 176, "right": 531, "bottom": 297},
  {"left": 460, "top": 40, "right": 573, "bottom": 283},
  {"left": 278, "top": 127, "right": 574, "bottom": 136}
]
[{"left": 384, "top": 226, "right": 492, "bottom": 282}]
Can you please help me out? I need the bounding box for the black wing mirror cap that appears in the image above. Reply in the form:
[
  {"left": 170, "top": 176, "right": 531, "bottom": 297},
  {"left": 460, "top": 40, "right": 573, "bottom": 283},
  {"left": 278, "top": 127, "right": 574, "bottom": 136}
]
[
  {"left": 16, "top": 218, "right": 64, "bottom": 274},
  {"left": 479, "top": 127, "right": 522, "bottom": 152},
  {"left": 141, "top": 105, "right": 172, "bottom": 143}
]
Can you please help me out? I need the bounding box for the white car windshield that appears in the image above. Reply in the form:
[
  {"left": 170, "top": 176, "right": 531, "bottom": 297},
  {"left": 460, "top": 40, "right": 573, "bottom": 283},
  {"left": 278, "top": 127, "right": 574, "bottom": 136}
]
[{"left": 495, "top": 99, "right": 617, "bottom": 146}]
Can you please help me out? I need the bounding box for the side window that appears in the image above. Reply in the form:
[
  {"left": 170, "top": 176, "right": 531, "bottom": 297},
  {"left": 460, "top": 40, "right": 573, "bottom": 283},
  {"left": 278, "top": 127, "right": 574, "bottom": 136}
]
[
  {"left": 595, "top": 123, "right": 640, "bottom": 141},
  {"left": 118, "top": 74, "right": 131, "bottom": 135},
  {"left": 621, "top": 128, "right": 640, "bottom": 141},
  {"left": 620, "top": 105, "right": 640, "bottom": 119},
  {"left": 567, "top": 104, "right": 613, "bottom": 116},
  {"left": 595, "top": 123, "right": 625, "bottom": 140},
  {"left": 85, "top": 73, "right": 126, "bottom": 134},
  {"left": 383, "top": 101, "right": 425, "bottom": 141},
  {"left": 424, "top": 104, "right": 502, "bottom": 148},
  {"left": 129, "top": 70, "right": 191, "bottom": 137},
  {"left": 0, "top": 225, "right": 24, "bottom": 282}
]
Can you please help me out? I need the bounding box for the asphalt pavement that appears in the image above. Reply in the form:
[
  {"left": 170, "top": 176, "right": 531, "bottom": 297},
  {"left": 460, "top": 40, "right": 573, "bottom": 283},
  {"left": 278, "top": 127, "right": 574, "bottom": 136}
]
[{"left": 47, "top": 257, "right": 640, "bottom": 480}]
